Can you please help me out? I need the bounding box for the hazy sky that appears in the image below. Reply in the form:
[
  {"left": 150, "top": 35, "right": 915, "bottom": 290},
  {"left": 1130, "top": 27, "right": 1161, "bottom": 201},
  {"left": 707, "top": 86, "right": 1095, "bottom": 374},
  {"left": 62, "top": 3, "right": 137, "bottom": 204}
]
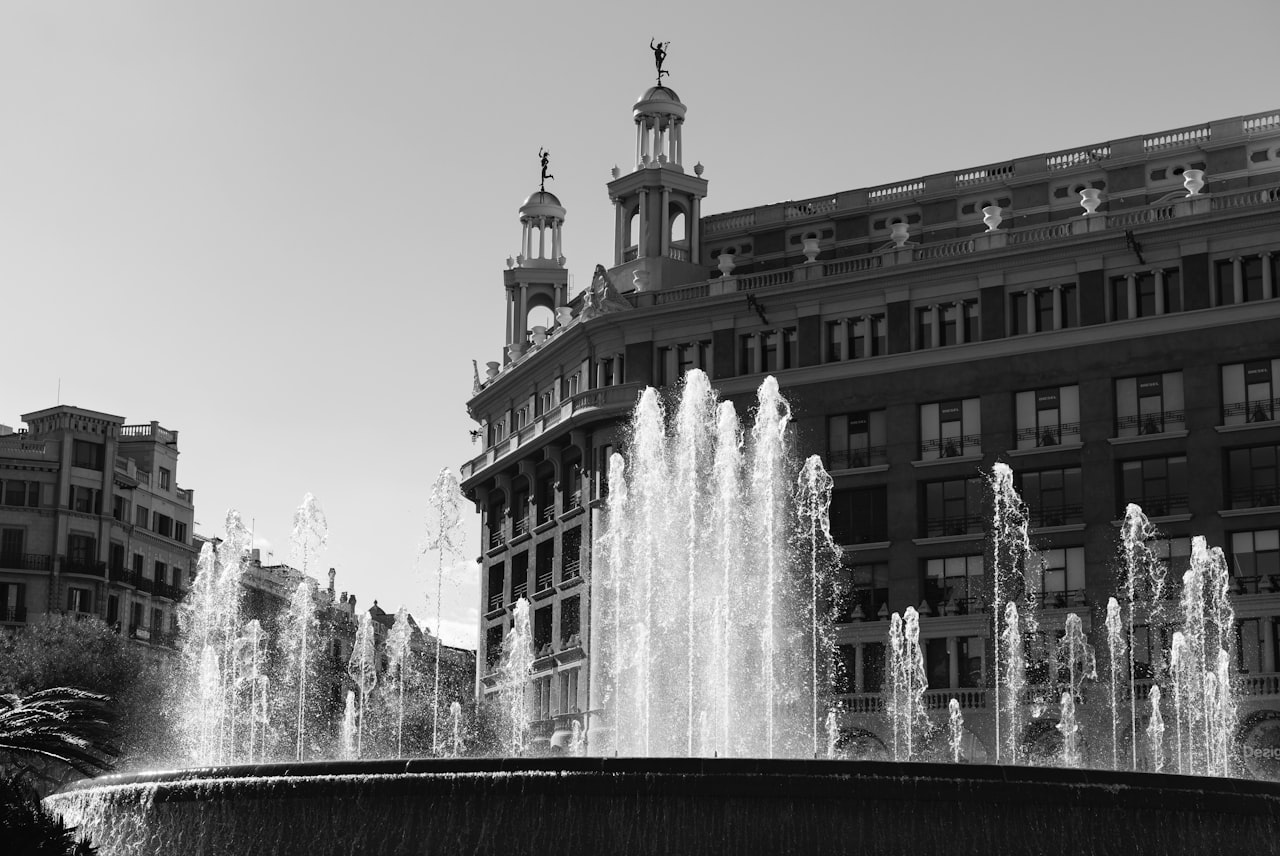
[{"left": 3, "top": 0, "right": 1276, "bottom": 647}]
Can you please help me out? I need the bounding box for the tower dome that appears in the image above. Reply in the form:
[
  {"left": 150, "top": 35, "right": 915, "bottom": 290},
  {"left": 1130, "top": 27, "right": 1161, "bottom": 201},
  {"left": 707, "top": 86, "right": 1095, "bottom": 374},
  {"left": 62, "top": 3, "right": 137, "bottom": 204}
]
[
  {"left": 520, "top": 190, "right": 566, "bottom": 220},
  {"left": 516, "top": 188, "right": 566, "bottom": 269},
  {"left": 633, "top": 85, "right": 686, "bottom": 171}
]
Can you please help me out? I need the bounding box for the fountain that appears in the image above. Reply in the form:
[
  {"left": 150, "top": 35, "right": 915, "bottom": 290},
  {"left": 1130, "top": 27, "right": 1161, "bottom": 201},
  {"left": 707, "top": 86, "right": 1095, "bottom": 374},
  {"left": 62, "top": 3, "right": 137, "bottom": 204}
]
[{"left": 46, "top": 372, "right": 1280, "bottom": 853}]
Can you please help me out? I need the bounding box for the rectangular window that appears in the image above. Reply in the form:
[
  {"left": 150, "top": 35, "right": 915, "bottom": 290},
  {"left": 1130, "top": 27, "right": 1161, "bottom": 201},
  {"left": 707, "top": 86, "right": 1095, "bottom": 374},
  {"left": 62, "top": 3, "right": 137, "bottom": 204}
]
[
  {"left": 485, "top": 625, "right": 504, "bottom": 668},
  {"left": 71, "top": 486, "right": 101, "bottom": 515},
  {"left": 1115, "top": 372, "right": 1184, "bottom": 437},
  {"left": 487, "top": 563, "right": 505, "bottom": 612},
  {"left": 66, "top": 586, "right": 92, "bottom": 613},
  {"left": 1, "top": 528, "right": 24, "bottom": 565},
  {"left": 1229, "top": 530, "right": 1280, "bottom": 593},
  {"left": 830, "top": 486, "right": 888, "bottom": 544},
  {"left": 1014, "top": 386, "right": 1080, "bottom": 449},
  {"left": 510, "top": 552, "right": 529, "bottom": 602},
  {"left": 558, "top": 668, "right": 580, "bottom": 714},
  {"left": 1222, "top": 358, "right": 1279, "bottom": 425},
  {"left": 159, "top": 467, "right": 171, "bottom": 490},
  {"left": 921, "top": 477, "right": 984, "bottom": 538},
  {"left": 1120, "top": 456, "right": 1188, "bottom": 517},
  {"left": 65, "top": 533, "right": 96, "bottom": 572},
  {"left": 915, "top": 307, "right": 933, "bottom": 349},
  {"left": 845, "top": 560, "right": 889, "bottom": 622},
  {"left": 1214, "top": 258, "right": 1269, "bottom": 305},
  {"left": 561, "top": 595, "right": 581, "bottom": 644},
  {"left": 1012, "top": 285, "right": 1078, "bottom": 333},
  {"left": 72, "top": 440, "right": 104, "bottom": 470},
  {"left": 917, "top": 301, "right": 978, "bottom": 349},
  {"left": 132, "top": 553, "right": 143, "bottom": 574},
  {"left": 923, "top": 554, "right": 985, "bottom": 615},
  {"left": 562, "top": 527, "right": 582, "bottom": 579},
  {"left": 535, "top": 540, "right": 555, "bottom": 592},
  {"left": 761, "top": 330, "right": 780, "bottom": 372},
  {"left": 1227, "top": 445, "right": 1280, "bottom": 509},
  {"left": 174, "top": 521, "right": 187, "bottom": 544},
  {"left": 1039, "top": 547, "right": 1086, "bottom": 606},
  {"left": 826, "top": 410, "right": 887, "bottom": 470},
  {"left": 154, "top": 560, "right": 167, "bottom": 583},
  {"left": 154, "top": 513, "right": 173, "bottom": 538},
  {"left": 739, "top": 334, "right": 757, "bottom": 375},
  {"left": 919, "top": 399, "right": 981, "bottom": 460},
  {"left": 1016, "top": 467, "right": 1083, "bottom": 527},
  {"left": 1009, "top": 290, "right": 1029, "bottom": 335},
  {"left": 1113, "top": 269, "right": 1181, "bottom": 319},
  {"left": 851, "top": 314, "right": 886, "bottom": 359},
  {"left": 136, "top": 505, "right": 149, "bottom": 528},
  {"left": 533, "top": 606, "right": 553, "bottom": 654}
]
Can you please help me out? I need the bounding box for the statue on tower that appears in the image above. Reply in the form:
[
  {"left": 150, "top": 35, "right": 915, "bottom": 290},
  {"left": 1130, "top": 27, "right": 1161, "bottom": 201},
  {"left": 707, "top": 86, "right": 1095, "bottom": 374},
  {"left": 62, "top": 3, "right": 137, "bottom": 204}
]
[
  {"left": 538, "top": 147, "right": 554, "bottom": 193},
  {"left": 650, "top": 38, "right": 670, "bottom": 84}
]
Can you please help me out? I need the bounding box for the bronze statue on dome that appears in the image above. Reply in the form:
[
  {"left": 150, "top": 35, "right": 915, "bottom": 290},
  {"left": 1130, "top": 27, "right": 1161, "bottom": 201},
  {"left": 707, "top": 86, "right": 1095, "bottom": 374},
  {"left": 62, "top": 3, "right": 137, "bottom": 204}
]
[
  {"left": 650, "top": 39, "right": 670, "bottom": 84},
  {"left": 538, "top": 147, "right": 554, "bottom": 193}
]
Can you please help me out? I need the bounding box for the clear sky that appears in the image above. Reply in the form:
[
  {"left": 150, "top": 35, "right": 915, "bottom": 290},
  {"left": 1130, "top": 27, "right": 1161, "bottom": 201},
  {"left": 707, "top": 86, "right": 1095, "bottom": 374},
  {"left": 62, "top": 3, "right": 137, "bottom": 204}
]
[{"left": 2, "top": 0, "right": 1276, "bottom": 648}]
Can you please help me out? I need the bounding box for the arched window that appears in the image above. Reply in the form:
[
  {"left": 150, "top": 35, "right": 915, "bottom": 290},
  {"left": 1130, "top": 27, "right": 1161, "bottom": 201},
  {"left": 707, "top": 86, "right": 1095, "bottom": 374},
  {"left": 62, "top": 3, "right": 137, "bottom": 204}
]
[{"left": 670, "top": 210, "right": 687, "bottom": 244}]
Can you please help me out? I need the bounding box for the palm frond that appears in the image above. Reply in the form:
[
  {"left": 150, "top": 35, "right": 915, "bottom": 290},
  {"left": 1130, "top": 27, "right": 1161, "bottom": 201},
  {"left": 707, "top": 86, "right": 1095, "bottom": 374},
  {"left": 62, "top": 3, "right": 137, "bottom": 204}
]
[{"left": 0, "top": 688, "right": 118, "bottom": 778}]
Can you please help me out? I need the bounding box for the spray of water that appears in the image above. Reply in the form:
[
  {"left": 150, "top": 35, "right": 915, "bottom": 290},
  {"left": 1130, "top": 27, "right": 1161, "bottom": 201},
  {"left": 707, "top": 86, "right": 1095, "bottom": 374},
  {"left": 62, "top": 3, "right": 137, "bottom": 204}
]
[
  {"left": 499, "top": 598, "right": 534, "bottom": 756},
  {"left": 347, "top": 612, "right": 378, "bottom": 758},
  {"left": 386, "top": 607, "right": 414, "bottom": 758}
]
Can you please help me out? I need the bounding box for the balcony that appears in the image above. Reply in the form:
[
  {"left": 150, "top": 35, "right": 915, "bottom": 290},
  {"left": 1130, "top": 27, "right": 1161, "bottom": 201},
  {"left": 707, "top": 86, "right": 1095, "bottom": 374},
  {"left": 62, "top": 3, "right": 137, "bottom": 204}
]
[
  {"left": 1, "top": 605, "right": 27, "bottom": 623},
  {"left": 487, "top": 591, "right": 504, "bottom": 612},
  {"left": 513, "top": 517, "right": 531, "bottom": 539},
  {"left": 0, "top": 552, "right": 52, "bottom": 571},
  {"left": 826, "top": 446, "right": 888, "bottom": 471},
  {"left": 1028, "top": 504, "right": 1084, "bottom": 528},
  {"left": 537, "top": 504, "right": 557, "bottom": 526},
  {"left": 128, "top": 624, "right": 151, "bottom": 642},
  {"left": 564, "top": 490, "right": 583, "bottom": 513},
  {"left": 1229, "top": 487, "right": 1280, "bottom": 510},
  {"left": 1115, "top": 411, "right": 1185, "bottom": 438},
  {"left": 561, "top": 557, "right": 582, "bottom": 581},
  {"left": 1041, "top": 588, "right": 1089, "bottom": 609},
  {"left": 921, "top": 514, "right": 984, "bottom": 539},
  {"left": 511, "top": 580, "right": 528, "bottom": 603},
  {"left": 1014, "top": 422, "right": 1081, "bottom": 449},
  {"left": 1234, "top": 575, "right": 1280, "bottom": 595},
  {"left": 1130, "top": 494, "right": 1189, "bottom": 518},
  {"left": 534, "top": 567, "right": 554, "bottom": 594},
  {"left": 61, "top": 557, "right": 106, "bottom": 578},
  {"left": 488, "top": 528, "right": 507, "bottom": 551},
  {"left": 153, "top": 580, "right": 183, "bottom": 601},
  {"left": 919, "top": 435, "right": 982, "bottom": 462}
]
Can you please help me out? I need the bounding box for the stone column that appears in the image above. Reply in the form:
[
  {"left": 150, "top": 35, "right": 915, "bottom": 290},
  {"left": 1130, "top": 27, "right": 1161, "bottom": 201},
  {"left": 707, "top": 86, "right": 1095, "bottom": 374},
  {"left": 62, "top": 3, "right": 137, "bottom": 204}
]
[
  {"left": 537, "top": 217, "right": 547, "bottom": 260},
  {"left": 1153, "top": 269, "right": 1166, "bottom": 315},
  {"left": 931, "top": 305, "right": 941, "bottom": 349},
  {"left": 948, "top": 637, "right": 960, "bottom": 689},
  {"left": 638, "top": 189, "right": 648, "bottom": 258},
  {"left": 1025, "top": 290, "right": 1036, "bottom": 332},
  {"left": 1264, "top": 619, "right": 1277, "bottom": 673},
  {"left": 1051, "top": 286, "right": 1063, "bottom": 330},
  {"left": 854, "top": 644, "right": 865, "bottom": 694},
  {"left": 691, "top": 195, "right": 701, "bottom": 264},
  {"left": 954, "top": 303, "right": 966, "bottom": 345},
  {"left": 614, "top": 199, "right": 624, "bottom": 266},
  {"left": 1233, "top": 256, "right": 1244, "bottom": 305},
  {"left": 661, "top": 188, "right": 670, "bottom": 257},
  {"left": 1263, "top": 253, "right": 1275, "bottom": 300}
]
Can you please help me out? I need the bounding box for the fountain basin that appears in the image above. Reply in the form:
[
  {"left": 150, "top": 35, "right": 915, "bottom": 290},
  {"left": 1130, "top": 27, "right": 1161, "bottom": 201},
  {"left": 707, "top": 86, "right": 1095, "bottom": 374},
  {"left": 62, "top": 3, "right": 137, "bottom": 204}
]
[{"left": 47, "top": 757, "right": 1280, "bottom": 855}]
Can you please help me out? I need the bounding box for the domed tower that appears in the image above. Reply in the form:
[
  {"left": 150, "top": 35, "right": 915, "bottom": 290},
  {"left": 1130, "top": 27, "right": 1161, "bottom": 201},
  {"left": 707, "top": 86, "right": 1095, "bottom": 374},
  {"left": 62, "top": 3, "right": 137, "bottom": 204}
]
[
  {"left": 606, "top": 46, "right": 709, "bottom": 294},
  {"left": 503, "top": 165, "right": 571, "bottom": 362}
]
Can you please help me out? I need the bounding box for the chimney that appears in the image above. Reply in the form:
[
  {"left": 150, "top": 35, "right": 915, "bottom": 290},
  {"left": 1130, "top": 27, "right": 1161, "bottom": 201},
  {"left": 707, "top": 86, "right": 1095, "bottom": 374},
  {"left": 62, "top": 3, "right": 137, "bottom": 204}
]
[{"left": 328, "top": 567, "right": 336, "bottom": 596}]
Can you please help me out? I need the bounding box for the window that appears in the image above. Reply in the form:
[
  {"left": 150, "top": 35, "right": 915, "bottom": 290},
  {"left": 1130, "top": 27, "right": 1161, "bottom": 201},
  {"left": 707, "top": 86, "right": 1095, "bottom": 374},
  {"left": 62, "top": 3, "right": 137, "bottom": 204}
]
[
  {"left": 513, "top": 406, "right": 529, "bottom": 432},
  {"left": 1016, "top": 467, "right": 1083, "bottom": 527},
  {"left": 132, "top": 553, "right": 143, "bottom": 574},
  {"left": 112, "top": 495, "right": 128, "bottom": 522},
  {"left": 1215, "top": 255, "right": 1274, "bottom": 306},
  {"left": 135, "top": 505, "right": 149, "bottom": 528},
  {"left": 562, "top": 527, "right": 582, "bottom": 579},
  {"left": 510, "top": 552, "right": 529, "bottom": 602},
  {"left": 1227, "top": 445, "right": 1280, "bottom": 509},
  {"left": 533, "top": 387, "right": 554, "bottom": 418},
  {"left": 562, "top": 372, "right": 581, "bottom": 400},
  {"left": 1, "top": 528, "right": 23, "bottom": 565},
  {"left": 72, "top": 440, "right": 104, "bottom": 470},
  {"left": 533, "top": 605, "right": 553, "bottom": 655},
  {"left": 487, "top": 563, "right": 505, "bottom": 611},
  {"left": 921, "top": 477, "right": 984, "bottom": 537},
  {"left": 1110, "top": 269, "right": 1181, "bottom": 319},
  {"left": 2, "top": 480, "right": 40, "bottom": 508},
  {"left": 153, "top": 513, "right": 173, "bottom": 538},
  {"left": 841, "top": 560, "right": 889, "bottom": 621},
  {"left": 159, "top": 467, "right": 171, "bottom": 490},
  {"left": 1014, "top": 386, "right": 1080, "bottom": 449},
  {"left": 1222, "top": 359, "right": 1279, "bottom": 425},
  {"left": 561, "top": 595, "right": 581, "bottom": 645},
  {"left": 919, "top": 399, "right": 981, "bottom": 460},
  {"left": 1038, "top": 547, "right": 1086, "bottom": 606},
  {"left": 511, "top": 486, "right": 530, "bottom": 536},
  {"left": 916, "top": 301, "right": 978, "bottom": 349},
  {"left": 848, "top": 314, "right": 886, "bottom": 360},
  {"left": 71, "top": 486, "right": 101, "bottom": 515},
  {"left": 657, "top": 340, "right": 711, "bottom": 386},
  {"left": 536, "top": 474, "right": 557, "bottom": 524},
  {"left": 1009, "top": 285, "right": 1078, "bottom": 335},
  {"left": 1229, "top": 530, "right": 1280, "bottom": 593},
  {"left": 597, "top": 355, "right": 623, "bottom": 387},
  {"left": 740, "top": 328, "right": 797, "bottom": 375},
  {"left": 1120, "top": 456, "right": 1188, "bottom": 517},
  {"left": 0, "top": 582, "right": 25, "bottom": 622},
  {"left": 66, "top": 586, "right": 92, "bottom": 613},
  {"left": 108, "top": 542, "right": 125, "bottom": 574},
  {"left": 558, "top": 668, "right": 580, "bottom": 714},
  {"left": 65, "top": 533, "right": 96, "bottom": 572},
  {"left": 1115, "top": 372, "right": 1184, "bottom": 437},
  {"left": 175, "top": 521, "right": 187, "bottom": 544},
  {"left": 596, "top": 444, "right": 614, "bottom": 500},
  {"left": 827, "top": 410, "right": 887, "bottom": 470},
  {"left": 535, "top": 540, "right": 555, "bottom": 592},
  {"left": 924, "top": 555, "right": 984, "bottom": 615},
  {"left": 830, "top": 486, "right": 888, "bottom": 544},
  {"left": 154, "top": 560, "right": 167, "bottom": 583}
]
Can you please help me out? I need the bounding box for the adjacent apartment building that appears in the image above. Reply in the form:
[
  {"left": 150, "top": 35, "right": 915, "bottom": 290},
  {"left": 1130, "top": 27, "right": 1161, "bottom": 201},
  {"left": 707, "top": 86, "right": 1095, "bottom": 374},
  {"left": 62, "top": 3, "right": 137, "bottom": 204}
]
[
  {"left": 0, "top": 406, "right": 197, "bottom": 649},
  {"left": 461, "top": 73, "right": 1280, "bottom": 767}
]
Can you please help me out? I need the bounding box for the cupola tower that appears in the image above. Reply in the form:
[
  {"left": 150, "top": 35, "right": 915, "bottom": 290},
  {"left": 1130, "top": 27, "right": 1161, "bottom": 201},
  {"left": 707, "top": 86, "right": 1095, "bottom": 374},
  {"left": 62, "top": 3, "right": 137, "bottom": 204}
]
[{"left": 503, "top": 149, "right": 570, "bottom": 362}]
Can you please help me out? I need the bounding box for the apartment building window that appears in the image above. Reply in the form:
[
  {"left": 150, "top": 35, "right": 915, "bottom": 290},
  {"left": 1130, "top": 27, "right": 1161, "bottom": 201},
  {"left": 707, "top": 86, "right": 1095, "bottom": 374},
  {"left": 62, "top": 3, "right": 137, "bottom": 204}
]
[
  {"left": 0, "top": 582, "right": 25, "bottom": 623},
  {"left": 1222, "top": 358, "right": 1279, "bottom": 425},
  {"left": 916, "top": 300, "right": 977, "bottom": 349},
  {"left": 740, "top": 328, "right": 797, "bottom": 375},
  {"left": 827, "top": 410, "right": 887, "bottom": 470},
  {"left": 1039, "top": 547, "right": 1086, "bottom": 607},
  {"left": 919, "top": 399, "right": 981, "bottom": 460},
  {"left": 921, "top": 477, "right": 984, "bottom": 538},
  {"left": 72, "top": 440, "right": 104, "bottom": 471},
  {"left": 561, "top": 595, "right": 581, "bottom": 645},
  {"left": 562, "top": 527, "right": 582, "bottom": 579},
  {"left": 1, "top": 529, "right": 23, "bottom": 566},
  {"left": 153, "top": 513, "right": 173, "bottom": 538},
  {"left": 559, "top": 669, "right": 580, "bottom": 715},
  {"left": 71, "top": 486, "right": 101, "bottom": 515},
  {"left": 65, "top": 533, "right": 96, "bottom": 572},
  {"left": 175, "top": 521, "right": 187, "bottom": 544},
  {"left": 485, "top": 625, "right": 504, "bottom": 669},
  {"left": 596, "top": 444, "right": 614, "bottom": 500},
  {"left": 159, "top": 468, "right": 171, "bottom": 490},
  {"left": 108, "top": 542, "right": 124, "bottom": 575},
  {"left": 1014, "top": 386, "right": 1080, "bottom": 449},
  {"left": 533, "top": 606, "right": 553, "bottom": 655},
  {"left": 511, "top": 552, "right": 529, "bottom": 602},
  {"left": 513, "top": 406, "right": 530, "bottom": 432},
  {"left": 66, "top": 587, "right": 92, "bottom": 614},
  {"left": 830, "top": 486, "right": 888, "bottom": 545},
  {"left": 1227, "top": 445, "right": 1280, "bottom": 509},
  {"left": 826, "top": 314, "right": 886, "bottom": 362},
  {"left": 132, "top": 553, "right": 143, "bottom": 574},
  {"left": 843, "top": 560, "right": 889, "bottom": 621},
  {"left": 135, "top": 505, "right": 149, "bottom": 528},
  {"left": 1009, "top": 284, "right": 1078, "bottom": 335},
  {"left": 597, "top": 355, "right": 624, "bottom": 387},
  {"left": 1016, "top": 467, "right": 1083, "bottom": 527},
  {"left": 1, "top": 480, "right": 40, "bottom": 508},
  {"left": 487, "top": 563, "right": 505, "bottom": 611},
  {"left": 112, "top": 495, "right": 127, "bottom": 522},
  {"left": 657, "top": 340, "right": 711, "bottom": 386},
  {"left": 154, "top": 560, "right": 167, "bottom": 584},
  {"left": 535, "top": 474, "right": 557, "bottom": 525},
  {"left": 562, "top": 372, "right": 581, "bottom": 400},
  {"left": 1120, "top": 456, "right": 1188, "bottom": 517},
  {"left": 1110, "top": 268, "right": 1182, "bottom": 319},
  {"left": 535, "top": 540, "right": 555, "bottom": 593},
  {"left": 923, "top": 555, "right": 984, "bottom": 615},
  {"left": 1229, "top": 530, "right": 1279, "bottom": 594},
  {"left": 1214, "top": 254, "right": 1275, "bottom": 306},
  {"left": 1115, "top": 372, "right": 1184, "bottom": 437}
]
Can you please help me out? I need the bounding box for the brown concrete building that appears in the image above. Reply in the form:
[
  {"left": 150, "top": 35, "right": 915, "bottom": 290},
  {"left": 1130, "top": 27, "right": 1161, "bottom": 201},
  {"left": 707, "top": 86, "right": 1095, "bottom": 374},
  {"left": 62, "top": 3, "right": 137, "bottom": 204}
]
[
  {"left": 461, "top": 76, "right": 1280, "bottom": 766},
  {"left": 0, "top": 406, "right": 196, "bottom": 650}
]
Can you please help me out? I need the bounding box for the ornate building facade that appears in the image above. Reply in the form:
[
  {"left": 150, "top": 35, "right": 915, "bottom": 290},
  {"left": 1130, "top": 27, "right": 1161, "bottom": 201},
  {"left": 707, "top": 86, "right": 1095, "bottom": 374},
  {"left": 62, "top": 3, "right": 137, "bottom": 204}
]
[{"left": 461, "top": 73, "right": 1280, "bottom": 768}]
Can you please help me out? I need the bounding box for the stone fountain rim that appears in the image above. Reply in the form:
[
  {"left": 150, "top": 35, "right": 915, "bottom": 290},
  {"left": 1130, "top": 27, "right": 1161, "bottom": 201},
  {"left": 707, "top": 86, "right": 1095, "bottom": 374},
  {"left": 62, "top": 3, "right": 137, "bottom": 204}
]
[{"left": 53, "top": 756, "right": 1280, "bottom": 801}]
